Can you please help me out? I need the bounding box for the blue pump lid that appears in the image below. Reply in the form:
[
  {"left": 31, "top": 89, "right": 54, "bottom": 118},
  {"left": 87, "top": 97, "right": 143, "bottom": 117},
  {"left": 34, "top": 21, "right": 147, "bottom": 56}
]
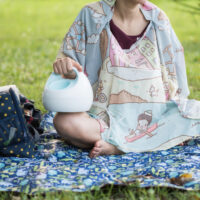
[{"left": 46, "top": 67, "right": 79, "bottom": 90}]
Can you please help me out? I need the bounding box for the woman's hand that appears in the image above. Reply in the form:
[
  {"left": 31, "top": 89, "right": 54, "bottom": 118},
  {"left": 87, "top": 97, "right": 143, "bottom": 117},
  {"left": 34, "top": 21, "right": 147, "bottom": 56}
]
[{"left": 53, "top": 57, "right": 82, "bottom": 79}]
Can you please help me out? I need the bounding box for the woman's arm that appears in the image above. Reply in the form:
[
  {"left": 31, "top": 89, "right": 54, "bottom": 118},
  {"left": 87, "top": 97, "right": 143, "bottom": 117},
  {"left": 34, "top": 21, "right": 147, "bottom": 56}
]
[{"left": 53, "top": 6, "right": 88, "bottom": 78}]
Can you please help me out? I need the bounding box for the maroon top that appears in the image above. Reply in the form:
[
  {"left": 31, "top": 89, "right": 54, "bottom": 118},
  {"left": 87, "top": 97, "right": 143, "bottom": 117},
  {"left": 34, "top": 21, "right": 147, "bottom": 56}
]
[{"left": 110, "top": 19, "right": 148, "bottom": 49}]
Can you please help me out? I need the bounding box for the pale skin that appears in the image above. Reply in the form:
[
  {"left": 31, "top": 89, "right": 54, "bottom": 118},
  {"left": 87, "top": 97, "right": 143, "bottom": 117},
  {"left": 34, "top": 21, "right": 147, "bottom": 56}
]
[{"left": 53, "top": 0, "right": 149, "bottom": 158}]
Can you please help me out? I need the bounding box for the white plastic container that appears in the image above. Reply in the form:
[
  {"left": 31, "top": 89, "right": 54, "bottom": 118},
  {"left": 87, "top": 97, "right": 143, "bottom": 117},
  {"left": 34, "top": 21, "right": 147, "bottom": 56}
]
[{"left": 42, "top": 67, "right": 93, "bottom": 112}]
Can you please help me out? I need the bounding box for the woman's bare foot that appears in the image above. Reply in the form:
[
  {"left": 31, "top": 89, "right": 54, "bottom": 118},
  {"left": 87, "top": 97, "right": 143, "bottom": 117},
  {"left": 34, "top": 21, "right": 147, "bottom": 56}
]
[{"left": 89, "top": 140, "right": 123, "bottom": 158}]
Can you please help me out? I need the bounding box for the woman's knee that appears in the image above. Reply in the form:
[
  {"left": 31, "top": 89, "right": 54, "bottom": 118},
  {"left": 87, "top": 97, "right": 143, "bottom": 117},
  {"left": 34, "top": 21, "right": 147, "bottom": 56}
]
[
  {"left": 53, "top": 112, "right": 101, "bottom": 143},
  {"left": 53, "top": 113, "right": 72, "bottom": 135},
  {"left": 53, "top": 113, "right": 61, "bottom": 131},
  {"left": 53, "top": 112, "right": 86, "bottom": 137}
]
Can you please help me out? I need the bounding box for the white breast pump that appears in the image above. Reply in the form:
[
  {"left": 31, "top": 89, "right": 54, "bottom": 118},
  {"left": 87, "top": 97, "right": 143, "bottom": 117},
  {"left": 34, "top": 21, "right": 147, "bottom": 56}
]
[{"left": 42, "top": 67, "right": 93, "bottom": 112}]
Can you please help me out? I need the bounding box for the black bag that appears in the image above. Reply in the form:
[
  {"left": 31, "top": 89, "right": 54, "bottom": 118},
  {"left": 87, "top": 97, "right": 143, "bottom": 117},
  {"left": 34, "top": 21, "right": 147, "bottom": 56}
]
[
  {"left": 20, "top": 95, "right": 44, "bottom": 134},
  {"left": 0, "top": 87, "right": 36, "bottom": 158}
]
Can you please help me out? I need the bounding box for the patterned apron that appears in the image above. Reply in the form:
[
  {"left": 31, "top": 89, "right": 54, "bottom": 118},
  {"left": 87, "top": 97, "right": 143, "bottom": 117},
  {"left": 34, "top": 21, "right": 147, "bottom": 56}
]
[{"left": 89, "top": 14, "right": 200, "bottom": 153}]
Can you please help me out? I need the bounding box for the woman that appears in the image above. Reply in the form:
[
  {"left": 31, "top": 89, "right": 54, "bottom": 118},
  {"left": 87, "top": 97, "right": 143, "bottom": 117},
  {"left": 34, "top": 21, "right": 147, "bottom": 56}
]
[{"left": 53, "top": 0, "right": 200, "bottom": 158}]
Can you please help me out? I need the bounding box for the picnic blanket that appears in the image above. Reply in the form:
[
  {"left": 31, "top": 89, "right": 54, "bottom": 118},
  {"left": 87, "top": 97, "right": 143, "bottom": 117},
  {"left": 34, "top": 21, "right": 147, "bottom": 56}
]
[{"left": 0, "top": 112, "right": 200, "bottom": 194}]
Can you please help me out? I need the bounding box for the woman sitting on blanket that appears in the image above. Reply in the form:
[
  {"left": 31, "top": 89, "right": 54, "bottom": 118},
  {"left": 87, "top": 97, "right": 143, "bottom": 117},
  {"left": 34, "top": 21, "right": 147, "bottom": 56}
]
[{"left": 53, "top": 0, "right": 200, "bottom": 158}]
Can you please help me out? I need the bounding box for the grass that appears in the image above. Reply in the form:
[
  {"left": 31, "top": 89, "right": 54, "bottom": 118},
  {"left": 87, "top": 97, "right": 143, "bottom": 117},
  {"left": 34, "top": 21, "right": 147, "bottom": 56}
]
[
  {"left": 1, "top": 186, "right": 200, "bottom": 200},
  {"left": 0, "top": 0, "right": 200, "bottom": 199}
]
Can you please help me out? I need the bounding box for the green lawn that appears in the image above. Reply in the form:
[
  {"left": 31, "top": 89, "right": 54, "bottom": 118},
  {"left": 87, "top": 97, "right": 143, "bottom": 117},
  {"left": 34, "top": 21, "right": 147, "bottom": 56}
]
[{"left": 0, "top": 0, "right": 200, "bottom": 199}]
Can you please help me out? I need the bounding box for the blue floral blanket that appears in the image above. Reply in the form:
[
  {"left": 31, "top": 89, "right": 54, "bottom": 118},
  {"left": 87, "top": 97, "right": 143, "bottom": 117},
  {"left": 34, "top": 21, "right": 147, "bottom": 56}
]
[{"left": 0, "top": 112, "right": 200, "bottom": 194}]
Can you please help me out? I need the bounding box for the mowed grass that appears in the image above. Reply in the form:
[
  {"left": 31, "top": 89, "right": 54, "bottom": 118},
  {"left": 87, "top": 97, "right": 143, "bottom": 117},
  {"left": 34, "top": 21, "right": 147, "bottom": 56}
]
[{"left": 0, "top": 0, "right": 200, "bottom": 199}]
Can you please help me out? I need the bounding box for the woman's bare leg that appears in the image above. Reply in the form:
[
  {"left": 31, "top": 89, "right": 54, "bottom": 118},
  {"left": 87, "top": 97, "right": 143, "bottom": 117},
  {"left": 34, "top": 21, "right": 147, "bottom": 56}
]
[
  {"left": 53, "top": 112, "right": 123, "bottom": 157},
  {"left": 53, "top": 112, "right": 101, "bottom": 149}
]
